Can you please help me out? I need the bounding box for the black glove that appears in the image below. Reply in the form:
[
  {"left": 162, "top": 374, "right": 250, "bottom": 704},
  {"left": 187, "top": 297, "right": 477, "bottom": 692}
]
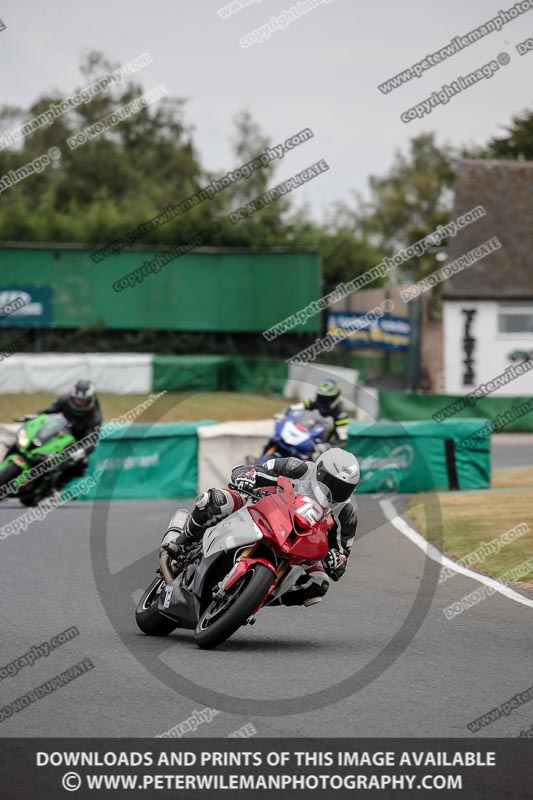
[
  {"left": 323, "top": 549, "right": 347, "bottom": 581},
  {"left": 234, "top": 469, "right": 257, "bottom": 493}
]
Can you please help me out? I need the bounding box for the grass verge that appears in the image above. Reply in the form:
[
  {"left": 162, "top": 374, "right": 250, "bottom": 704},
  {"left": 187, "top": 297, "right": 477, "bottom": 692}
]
[
  {"left": 492, "top": 465, "right": 533, "bottom": 490},
  {"left": 0, "top": 392, "right": 285, "bottom": 424},
  {"left": 408, "top": 489, "right": 533, "bottom": 587}
]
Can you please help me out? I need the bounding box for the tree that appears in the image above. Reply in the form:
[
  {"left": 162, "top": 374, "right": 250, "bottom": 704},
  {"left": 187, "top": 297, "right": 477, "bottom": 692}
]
[
  {"left": 284, "top": 203, "right": 384, "bottom": 287},
  {"left": 354, "top": 133, "right": 455, "bottom": 283},
  {"left": 0, "top": 51, "right": 403, "bottom": 282},
  {"left": 0, "top": 51, "right": 205, "bottom": 244},
  {"left": 217, "top": 109, "right": 293, "bottom": 247},
  {"left": 482, "top": 109, "right": 533, "bottom": 161}
]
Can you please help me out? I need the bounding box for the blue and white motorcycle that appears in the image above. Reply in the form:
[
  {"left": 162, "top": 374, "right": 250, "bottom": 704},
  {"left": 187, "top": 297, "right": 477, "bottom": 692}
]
[{"left": 258, "top": 408, "right": 332, "bottom": 464}]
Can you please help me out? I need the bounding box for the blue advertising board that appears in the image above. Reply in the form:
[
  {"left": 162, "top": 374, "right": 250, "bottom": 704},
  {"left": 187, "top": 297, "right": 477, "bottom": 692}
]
[
  {"left": 0, "top": 286, "right": 53, "bottom": 327},
  {"left": 328, "top": 311, "right": 410, "bottom": 351}
]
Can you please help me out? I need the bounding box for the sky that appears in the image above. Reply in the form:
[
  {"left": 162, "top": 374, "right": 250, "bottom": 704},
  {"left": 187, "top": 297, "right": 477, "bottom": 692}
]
[{"left": 1, "top": 0, "right": 532, "bottom": 219}]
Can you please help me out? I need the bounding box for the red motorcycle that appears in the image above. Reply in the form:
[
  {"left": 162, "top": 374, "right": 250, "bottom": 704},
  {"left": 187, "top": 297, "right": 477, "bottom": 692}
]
[{"left": 135, "top": 476, "right": 333, "bottom": 649}]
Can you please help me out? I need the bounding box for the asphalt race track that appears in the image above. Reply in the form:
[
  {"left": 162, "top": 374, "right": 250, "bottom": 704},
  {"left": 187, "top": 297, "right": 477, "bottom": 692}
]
[
  {"left": 491, "top": 434, "right": 533, "bottom": 469},
  {"left": 1, "top": 467, "right": 531, "bottom": 738}
]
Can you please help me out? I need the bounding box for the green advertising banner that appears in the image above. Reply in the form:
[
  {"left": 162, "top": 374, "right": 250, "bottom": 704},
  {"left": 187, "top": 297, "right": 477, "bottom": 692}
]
[
  {"left": 0, "top": 245, "right": 320, "bottom": 333},
  {"left": 346, "top": 419, "right": 490, "bottom": 493},
  {"left": 68, "top": 418, "right": 490, "bottom": 500},
  {"left": 71, "top": 421, "right": 213, "bottom": 500}
]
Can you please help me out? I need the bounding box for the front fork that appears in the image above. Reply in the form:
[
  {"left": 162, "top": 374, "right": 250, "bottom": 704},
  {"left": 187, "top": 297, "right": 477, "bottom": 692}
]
[
  {"left": 237, "top": 543, "right": 289, "bottom": 585},
  {"left": 216, "top": 544, "right": 289, "bottom": 614}
]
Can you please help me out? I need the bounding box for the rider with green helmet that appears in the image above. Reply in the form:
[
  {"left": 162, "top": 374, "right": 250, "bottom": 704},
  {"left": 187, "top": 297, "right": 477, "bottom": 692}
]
[{"left": 290, "top": 379, "right": 350, "bottom": 445}]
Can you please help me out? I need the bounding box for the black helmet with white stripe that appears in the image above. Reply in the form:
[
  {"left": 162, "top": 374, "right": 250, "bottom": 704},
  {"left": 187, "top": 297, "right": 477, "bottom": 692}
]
[
  {"left": 68, "top": 379, "right": 96, "bottom": 415},
  {"left": 315, "top": 447, "right": 360, "bottom": 503}
]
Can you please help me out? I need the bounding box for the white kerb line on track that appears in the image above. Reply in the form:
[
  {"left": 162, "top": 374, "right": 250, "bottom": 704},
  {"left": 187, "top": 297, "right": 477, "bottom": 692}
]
[{"left": 379, "top": 497, "right": 533, "bottom": 610}]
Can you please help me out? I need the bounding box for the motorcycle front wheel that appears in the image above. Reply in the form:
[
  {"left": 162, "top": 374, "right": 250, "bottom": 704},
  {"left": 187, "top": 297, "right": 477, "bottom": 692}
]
[
  {"left": 194, "top": 563, "right": 274, "bottom": 650},
  {"left": 0, "top": 461, "right": 22, "bottom": 500}
]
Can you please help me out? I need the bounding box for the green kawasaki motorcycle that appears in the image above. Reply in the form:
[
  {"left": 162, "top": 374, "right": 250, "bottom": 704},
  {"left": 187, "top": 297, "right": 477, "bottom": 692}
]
[{"left": 0, "top": 414, "right": 77, "bottom": 506}]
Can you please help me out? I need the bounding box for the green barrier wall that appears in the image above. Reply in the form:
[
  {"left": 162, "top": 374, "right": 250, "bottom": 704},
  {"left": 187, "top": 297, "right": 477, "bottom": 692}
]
[
  {"left": 72, "top": 421, "right": 213, "bottom": 500},
  {"left": 379, "top": 390, "right": 533, "bottom": 432},
  {"left": 71, "top": 418, "right": 490, "bottom": 500},
  {"left": 0, "top": 245, "right": 320, "bottom": 333},
  {"left": 152, "top": 355, "right": 289, "bottom": 394},
  {"left": 152, "top": 356, "right": 233, "bottom": 392},
  {"left": 230, "top": 357, "right": 289, "bottom": 395},
  {"left": 345, "top": 419, "right": 490, "bottom": 493}
]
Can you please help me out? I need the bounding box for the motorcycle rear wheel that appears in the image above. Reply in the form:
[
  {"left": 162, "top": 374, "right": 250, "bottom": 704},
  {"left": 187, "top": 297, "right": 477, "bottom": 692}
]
[
  {"left": 194, "top": 563, "right": 274, "bottom": 650},
  {"left": 135, "top": 577, "right": 177, "bottom": 636}
]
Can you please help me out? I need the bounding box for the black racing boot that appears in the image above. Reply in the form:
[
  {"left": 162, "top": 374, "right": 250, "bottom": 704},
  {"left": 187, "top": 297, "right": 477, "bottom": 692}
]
[
  {"left": 160, "top": 490, "right": 223, "bottom": 560},
  {"left": 274, "top": 573, "right": 329, "bottom": 608},
  {"left": 159, "top": 509, "right": 195, "bottom": 560}
]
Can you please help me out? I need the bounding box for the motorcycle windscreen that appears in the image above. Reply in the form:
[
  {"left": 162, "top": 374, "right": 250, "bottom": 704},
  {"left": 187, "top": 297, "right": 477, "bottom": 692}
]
[
  {"left": 202, "top": 506, "right": 263, "bottom": 558},
  {"left": 292, "top": 477, "right": 332, "bottom": 512},
  {"left": 293, "top": 409, "right": 327, "bottom": 432},
  {"left": 280, "top": 420, "right": 313, "bottom": 447},
  {"left": 281, "top": 410, "right": 324, "bottom": 447},
  {"left": 32, "top": 414, "right": 70, "bottom": 444}
]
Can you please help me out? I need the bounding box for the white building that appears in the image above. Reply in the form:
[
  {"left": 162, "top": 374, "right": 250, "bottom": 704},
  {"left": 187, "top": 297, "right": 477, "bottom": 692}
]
[{"left": 443, "top": 159, "right": 533, "bottom": 397}]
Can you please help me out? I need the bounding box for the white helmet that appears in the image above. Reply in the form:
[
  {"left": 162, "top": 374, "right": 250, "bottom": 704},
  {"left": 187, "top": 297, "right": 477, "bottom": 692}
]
[{"left": 315, "top": 447, "right": 360, "bottom": 503}]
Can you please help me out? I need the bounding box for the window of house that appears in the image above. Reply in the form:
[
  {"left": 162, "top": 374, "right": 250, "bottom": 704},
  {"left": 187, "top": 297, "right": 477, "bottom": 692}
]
[{"left": 498, "top": 305, "right": 533, "bottom": 334}]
